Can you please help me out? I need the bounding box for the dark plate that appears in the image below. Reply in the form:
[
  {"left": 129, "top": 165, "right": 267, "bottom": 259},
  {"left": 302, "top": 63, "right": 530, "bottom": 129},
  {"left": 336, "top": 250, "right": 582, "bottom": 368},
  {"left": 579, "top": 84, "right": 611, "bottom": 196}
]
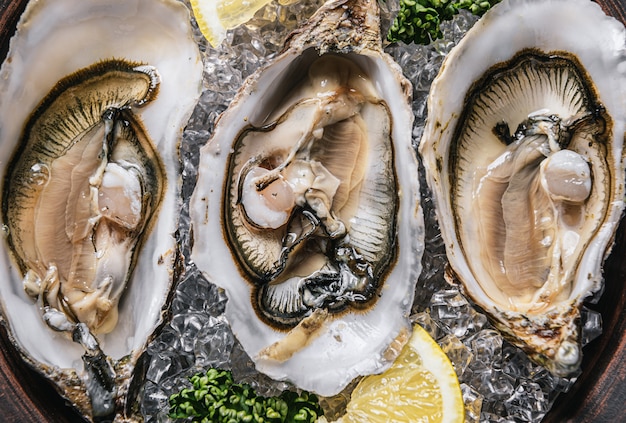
[{"left": 0, "top": 0, "right": 624, "bottom": 422}]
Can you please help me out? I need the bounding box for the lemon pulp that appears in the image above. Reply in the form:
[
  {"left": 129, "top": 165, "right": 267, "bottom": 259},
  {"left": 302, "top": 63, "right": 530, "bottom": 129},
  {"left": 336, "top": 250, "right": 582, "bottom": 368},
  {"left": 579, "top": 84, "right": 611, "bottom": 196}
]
[
  {"left": 190, "top": 0, "right": 298, "bottom": 47},
  {"left": 333, "top": 324, "right": 465, "bottom": 423}
]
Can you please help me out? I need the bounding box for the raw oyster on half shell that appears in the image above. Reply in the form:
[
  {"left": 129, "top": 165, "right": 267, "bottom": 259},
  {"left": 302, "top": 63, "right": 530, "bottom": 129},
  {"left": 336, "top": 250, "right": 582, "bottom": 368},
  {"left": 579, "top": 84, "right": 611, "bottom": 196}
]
[
  {"left": 420, "top": 0, "right": 626, "bottom": 376},
  {"left": 190, "top": 0, "right": 424, "bottom": 396},
  {"left": 0, "top": 0, "right": 202, "bottom": 420}
]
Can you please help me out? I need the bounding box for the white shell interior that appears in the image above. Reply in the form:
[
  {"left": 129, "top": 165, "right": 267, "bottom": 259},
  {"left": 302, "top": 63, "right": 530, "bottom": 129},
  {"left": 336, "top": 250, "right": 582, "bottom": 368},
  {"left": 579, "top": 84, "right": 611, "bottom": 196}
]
[
  {"left": 422, "top": 0, "right": 626, "bottom": 312},
  {"left": 191, "top": 48, "right": 424, "bottom": 396},
  {"left": 0, "top": 0, "right": 202, "bottom": 370}
]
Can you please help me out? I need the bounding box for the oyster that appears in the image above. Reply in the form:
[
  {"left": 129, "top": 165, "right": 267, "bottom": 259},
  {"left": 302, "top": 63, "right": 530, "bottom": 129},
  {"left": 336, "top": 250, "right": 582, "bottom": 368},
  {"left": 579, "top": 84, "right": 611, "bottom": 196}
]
[
  {"left": 190, "top": 0, "right": 423, "bottom": 396},
  {"left": 420, "top": 0, "right": 626, "bottom": 375},
  {"left": 0, "top": 0, "right": 202, "bottom": 420}
]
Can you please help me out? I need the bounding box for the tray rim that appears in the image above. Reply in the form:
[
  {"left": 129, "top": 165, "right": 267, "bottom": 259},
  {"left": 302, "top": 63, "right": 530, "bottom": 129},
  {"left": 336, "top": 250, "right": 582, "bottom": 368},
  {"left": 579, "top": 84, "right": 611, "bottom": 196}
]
[{"left": 0, "top": 0, "right": 624, "bottom": 422}]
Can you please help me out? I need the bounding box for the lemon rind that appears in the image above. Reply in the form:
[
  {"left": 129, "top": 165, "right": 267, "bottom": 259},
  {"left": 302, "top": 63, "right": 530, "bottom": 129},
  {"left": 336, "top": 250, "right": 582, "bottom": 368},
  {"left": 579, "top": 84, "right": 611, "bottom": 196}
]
[{"left": 410, "top": 325, "right": 465, "bottom": 423}]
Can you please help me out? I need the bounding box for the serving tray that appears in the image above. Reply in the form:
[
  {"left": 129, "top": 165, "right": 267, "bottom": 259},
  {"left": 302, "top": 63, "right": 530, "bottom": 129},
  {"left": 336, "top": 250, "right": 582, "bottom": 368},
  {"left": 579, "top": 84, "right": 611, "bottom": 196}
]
[{"left": 0, "top": 0, "right": 624, "bottom": 421}]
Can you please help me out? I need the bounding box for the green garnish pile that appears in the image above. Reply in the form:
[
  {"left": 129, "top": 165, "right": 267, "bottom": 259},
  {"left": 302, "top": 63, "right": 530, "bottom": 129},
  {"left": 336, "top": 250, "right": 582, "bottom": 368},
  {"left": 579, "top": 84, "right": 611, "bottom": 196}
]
[
  {"left": 387, "top": 0, "right": 501, "bottom": 44},
  {"left": 168, "top": 368, "right": 323, "bottom": 423}
]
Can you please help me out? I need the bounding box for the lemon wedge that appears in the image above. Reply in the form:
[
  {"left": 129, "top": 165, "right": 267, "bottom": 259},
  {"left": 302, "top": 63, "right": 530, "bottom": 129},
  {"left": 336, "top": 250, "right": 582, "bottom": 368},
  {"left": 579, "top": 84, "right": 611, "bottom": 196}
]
[
  {"left": 330, "top": 324, "right": 465, "bottom": 423},
  {"left": 190, "top": 0, "right": 297, "bottom": 47}
]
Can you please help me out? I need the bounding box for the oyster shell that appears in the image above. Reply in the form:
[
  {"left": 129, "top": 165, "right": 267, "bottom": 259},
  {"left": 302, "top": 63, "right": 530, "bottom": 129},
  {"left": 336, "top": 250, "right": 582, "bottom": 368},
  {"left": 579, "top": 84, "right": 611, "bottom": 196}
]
[
  {"left": 420, "top": 0, "right": 626, "bottom": 376},
  {"left": 0, "top": 0, "right": 202, "bottom": 419},
  {"left": 190, "top": 0, "right": 424, "bottom": 396}
]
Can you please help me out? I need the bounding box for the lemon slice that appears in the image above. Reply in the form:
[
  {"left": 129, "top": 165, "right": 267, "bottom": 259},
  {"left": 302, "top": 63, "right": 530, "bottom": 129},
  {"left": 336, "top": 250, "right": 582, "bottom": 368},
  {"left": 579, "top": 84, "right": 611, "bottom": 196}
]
[
  {"left": 189, "top": 0, "right": 276, "bottom": 47},
  {"left": 332, "top": 324, "right": 465, "bottom": 423}
]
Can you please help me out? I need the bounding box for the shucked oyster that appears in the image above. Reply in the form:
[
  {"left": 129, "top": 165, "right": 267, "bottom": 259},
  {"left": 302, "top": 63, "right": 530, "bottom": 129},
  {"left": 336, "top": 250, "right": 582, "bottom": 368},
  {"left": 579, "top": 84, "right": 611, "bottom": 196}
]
[
  {"left": 190, "top": 0, "right": 423, "bottom": 396},
  {"left": 5, "top": 60, "right": 164, "bottom": 336},
  {"left": 227, "top": 53, "right": 400, "bottom": 329},
  {"left": 420, "top": 0, "right": 626, "bottom": 376},
  {"left": 0, "top": 0, "right": 202, "bottom": 420}
]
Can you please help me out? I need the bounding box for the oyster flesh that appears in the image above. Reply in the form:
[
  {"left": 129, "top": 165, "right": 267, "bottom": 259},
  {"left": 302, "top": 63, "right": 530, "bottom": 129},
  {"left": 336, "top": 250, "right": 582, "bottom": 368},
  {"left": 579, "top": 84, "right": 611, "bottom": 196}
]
[
  {"left": 0, "top": 0, "right": 202, "bottom": 419},
  {"left": 420, "top": 0, "right": 626, "bottom": 376},
  {"left": 190, "top": 0, "right": 424, "bottom": 396}
]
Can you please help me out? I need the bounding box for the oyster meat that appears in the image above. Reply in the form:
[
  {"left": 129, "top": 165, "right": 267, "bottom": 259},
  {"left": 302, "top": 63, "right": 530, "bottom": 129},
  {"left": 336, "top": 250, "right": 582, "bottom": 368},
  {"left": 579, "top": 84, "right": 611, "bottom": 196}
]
[
  {"left": 190, "top": 0, "right": 424, "bottom": 396},
  {"left": 0, "top": 0, "right": 202, "bottom": 420},
  {"left": 420, "top": 0, "right": 626, "bottom": 375}
]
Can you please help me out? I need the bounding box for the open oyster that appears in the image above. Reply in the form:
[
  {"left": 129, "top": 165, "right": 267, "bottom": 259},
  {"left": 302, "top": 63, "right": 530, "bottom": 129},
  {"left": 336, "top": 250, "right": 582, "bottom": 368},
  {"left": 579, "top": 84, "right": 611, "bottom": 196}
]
[
  {"left": 190, "top": 0, "right": 424, "bottom": 396},
  {"left": 0, "top": 0, "right": 202, "bottom": 420},
  {"left": 420, "top": 0, "right": 626, "bottom": 376}
]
